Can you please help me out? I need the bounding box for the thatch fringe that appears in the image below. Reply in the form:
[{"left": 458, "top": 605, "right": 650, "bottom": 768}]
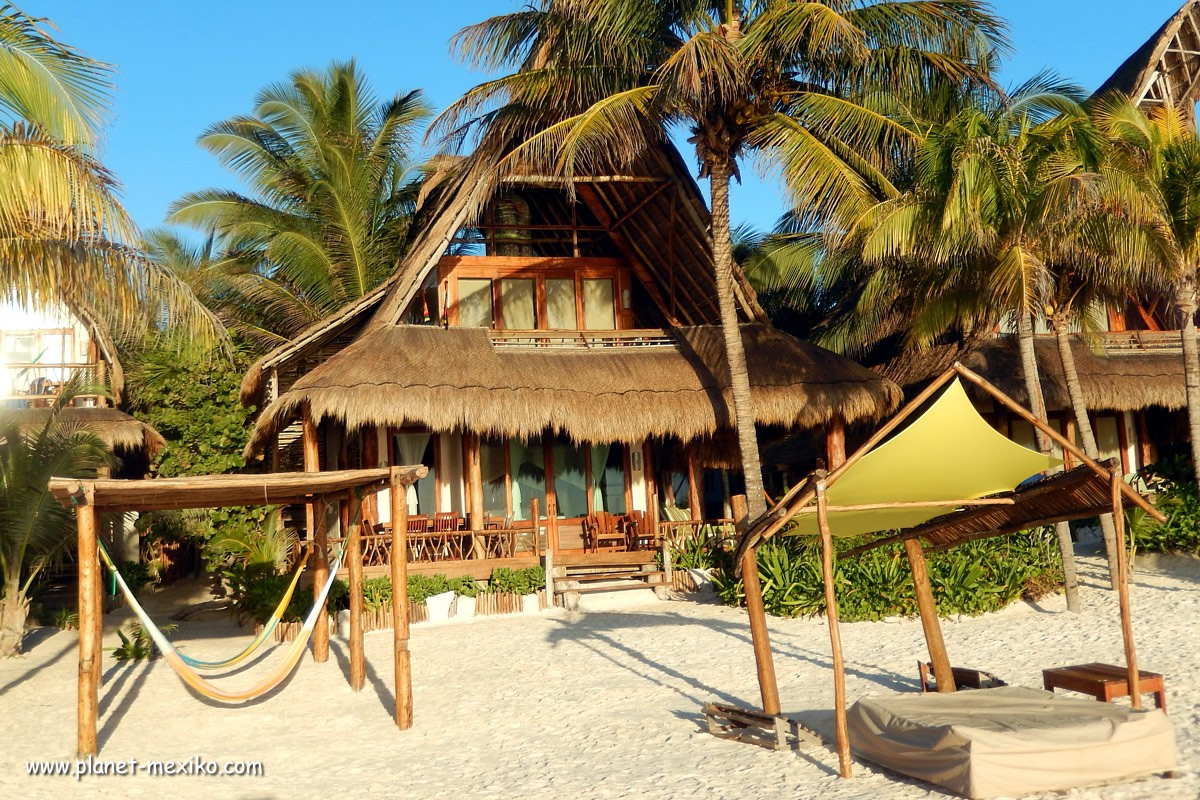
[
  {"left": 5, "top": 407, "right": 164, "bottom": 456},
  {"left": 244, "top": 324, "right": 901, "bottom": 457}
]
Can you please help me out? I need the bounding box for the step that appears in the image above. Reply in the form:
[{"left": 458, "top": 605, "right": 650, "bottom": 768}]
[
  {"left": 560, "top": 581, "right": 667, "bottom": 596},
  {"left": 561, "top": 570, "right": 665, "bottom": 582}
]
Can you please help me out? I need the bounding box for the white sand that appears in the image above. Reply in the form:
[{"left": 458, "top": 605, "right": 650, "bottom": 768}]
[{"left": 1, "top": 554, "right": 1197, "bottom": 799}]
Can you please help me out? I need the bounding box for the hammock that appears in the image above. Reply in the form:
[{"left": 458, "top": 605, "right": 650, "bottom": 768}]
[
  {"left": 100, "top": 538, "right": 348, "bottom": 704},
  {"left": 130, "top": 542, "right": 312, "bottom": 671}
]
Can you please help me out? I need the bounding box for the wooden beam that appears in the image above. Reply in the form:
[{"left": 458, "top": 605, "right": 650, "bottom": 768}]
[
  {"left": 390, "top": 468, "right": 413, "bottom": 729},
  {"left": 348, "top": 492, "right": 365, "bottom": 692},
  {"left": 825, "top": 415, "right": 846, "bottom": 470},
  {"left": 608, "top": 181, "right": 672, "bottom": 230},
  {"left": 734, "top": 494, "right": 780, "bottom": 716},
  {"left": 1111, "top": 467, "right": 1141, "bottom": 710},
  {"left": 793, "top": 498, "right": 1015, "bottom": 515},
  {"left": 464, "top": 433, "right": 484, "bottom": 532},
  {"left": 76, "top": 496, "right": 99, "bottom": 756},
  {"left": 311, "top": 497, "right": 329, "bottom": 663},
  {"left": 905, "top": 538, "right": 955, "bottom": 694},
  {"left": 686, "top": 443, "right": 702, "bottom": 521},
  {"left": 815, "top": 476, "right": 852, "bottom": 778}
]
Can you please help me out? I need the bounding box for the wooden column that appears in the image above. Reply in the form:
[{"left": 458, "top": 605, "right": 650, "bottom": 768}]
[
  {"left": 464, "top": 433, "right": 484, "bottom": 531},
  {"left": 815, "top": 476, "right": 852, "bottom": 778},
  {"left": 686, "top": 443, "right": 702, "bottom": 521},
  {"left": 643, "top": 441, "right": 659, "bottom": 541},
  {"left": 302, "top": 403, "right": 328, "bottom": 662},
  {"left": 825, "top": 415, "right": 846, "bottom": 470},
  {"left": 1111, "top": 467, "right": 1141, "bottom": 709},
  {"left": 76, "top": 496, "right": 100, "bottom": 756},
  {"left": 348, "top": 493, "right": 365, "bottom": 692},
  {"left": 904, "top": 537, "right": 954, "bottom": 693},
  {"left": 734, "top": 494, "right": 780, "bottom": 716},
  {"left": 390, "top": 468, "right": 413, "bottom": 729}
]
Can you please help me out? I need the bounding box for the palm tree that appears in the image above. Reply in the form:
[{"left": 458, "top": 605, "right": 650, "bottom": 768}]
[
  {"left": 0, "top": 5, "right": 222, "bottom": 343},
  {"left": 1093, "top": 97, "right": 1200, "bottom": 488},
  {"left": 0, "top": 379, "right": 108, "bottom": 656},
  {"left": 167, "top": 61, "right": 431, "bottom": 351},
  {"left": 441, "top": 0, "right": 1004, "bottom": 521}
]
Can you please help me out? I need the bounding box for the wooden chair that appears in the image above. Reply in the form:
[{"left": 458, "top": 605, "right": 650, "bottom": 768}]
[
  {"left": 918, "top": 661, "right": 1007, "bottom": 692},
  {"left": 624, "top": 510, "right": 655, "bottom": 550},
  {"left": 585, "top": 511, "right": 627, "bottom": 553},
  {"left": 432, "top": 512, "right": 463, "bottom": 559}
]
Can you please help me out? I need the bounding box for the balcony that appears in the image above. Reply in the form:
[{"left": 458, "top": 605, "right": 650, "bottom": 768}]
[
  {"left": 488, "top": 328, "right": 676, "bottom": 350},
  {"left": 1, "top": 362, "right": 106, "bottom": 405},
  {"left": 1095, "top": 331, "right": 1187, "bottom": 356}
]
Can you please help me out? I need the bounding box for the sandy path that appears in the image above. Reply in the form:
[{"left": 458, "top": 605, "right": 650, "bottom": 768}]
[{"left": 1, "top": 554, "right": 1196, "bottom": 799}]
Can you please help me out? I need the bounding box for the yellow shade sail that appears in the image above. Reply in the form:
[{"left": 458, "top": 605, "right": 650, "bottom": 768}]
[{"left": 790, "top": 380, "right": 1061, "bottom": 538}]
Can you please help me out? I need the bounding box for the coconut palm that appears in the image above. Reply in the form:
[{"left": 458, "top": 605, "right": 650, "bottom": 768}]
[
  {"left": 167, "top": 61, "right": 431, "bottom": 351},
  {"left": 1093, "top": 97, "right": 1200, "bottom": 488},
  {"left": 441, "top": 0, "right": 1005, "bottom": 520},
  {"left": 0, "top": 5, "right": 222, "bottom": 344},
  {"left": 0, "top": 378, "right": 108, "bottom": 656}
]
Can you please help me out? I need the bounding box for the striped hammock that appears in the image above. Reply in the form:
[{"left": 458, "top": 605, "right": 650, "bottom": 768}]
[{"left": 99, "top": 539, "right": 347, "bottom": 704}]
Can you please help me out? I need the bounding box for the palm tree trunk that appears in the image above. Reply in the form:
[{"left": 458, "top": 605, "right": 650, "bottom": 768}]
[
  {"left": 1053, "top": 318, "right": 1120, "bottom": 590},
  {"left": 1177, "top": 275, "right": 1200, "bottom": 487},
  {"left": 0, "top": 572, "right": 29, "bottom": 657},
  {"left": 709, "top": 158, "right": 767, "bottom": 521},
  {"left": 1016, "top": 311, "right": 1081, "bottom": 612}
]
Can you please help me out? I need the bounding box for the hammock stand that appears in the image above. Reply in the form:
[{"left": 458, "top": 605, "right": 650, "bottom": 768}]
[{"left": 49, "top": 465, "right": 427, "bottom": 757}]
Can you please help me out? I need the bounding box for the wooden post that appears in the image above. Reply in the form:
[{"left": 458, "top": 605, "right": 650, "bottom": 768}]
[
  {"left": 686, "top": 442, "right": 702, "bottom": 521},
  {"left": 904, "top": 537, "right": 954, "bottom": 693},
  {"left": 76, "top": 496, "right": 100, "bottom": 756},
  {"left": 1111, "top": 467, "right": 1141, "bottom": 710},
  {"left": 465, "top": 433, "right": 484, "bottom": 532},
  {"left": 390, "top": 468, "right": 413, "bottom": 729},
  {"left": 348, "top": 493, "right": 365, "bottom": 692},
  {"left": 816, "top": 476, "right": 852, "bottom": 778},
  {"left": 311, "top": 497, "right": 329, "bottom": 663},
  {"left": 825, "top": 415, "right": 846, "bottom": 470},
  {"left": 733, "top": 494, "right": 780, "bottom": 716}
]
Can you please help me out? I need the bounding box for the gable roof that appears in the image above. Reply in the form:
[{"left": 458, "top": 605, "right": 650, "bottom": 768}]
[
  {"left": 240, "top": 140, "right": 768, "bottom": 407},
  {"left": 1095, "top": 0, "right": 1200, "bottom": 110}
]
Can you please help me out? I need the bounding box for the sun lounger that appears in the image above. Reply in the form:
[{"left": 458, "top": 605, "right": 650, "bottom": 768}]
[{"left": 847, "top": 686, "right": 1176, "bottom": 799}]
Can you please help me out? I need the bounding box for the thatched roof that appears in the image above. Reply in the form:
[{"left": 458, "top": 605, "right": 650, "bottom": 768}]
[
  {"left": 240, "top": 142, "right": 768, "bottom": 409},
  {"left": 244, "top": 324, "right": 901, "bottom": 458},
  {"left": 1094, "top": 1, "right": 1200, "bottom": 110},
  {"left": 5, "top": 407, "right": 165, "bottom": 456},
  {"left": 961, "top": 336, "right": 1185, "bottom": 412}
]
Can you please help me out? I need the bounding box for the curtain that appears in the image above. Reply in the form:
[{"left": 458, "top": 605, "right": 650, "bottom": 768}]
[
  {"left": 582, "top": 278, "right": 615, "bottom": 330},
  {"left": 395, "top": 433, "right": 431, "bottom": 514}
]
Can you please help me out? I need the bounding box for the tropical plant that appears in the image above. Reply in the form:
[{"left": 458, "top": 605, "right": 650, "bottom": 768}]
[
  {"left": 0, "top": 379, "right": 108, "bottom": 656},
  {"left": 52, "top": 607, "right": 78, "bottom": 631},
  {"left": 1092, "top": 97, "right": 1200, "bottom": 490},
  {"left": 167, "top": 60, "right": 431, "bottom": 351},
  {"left": 441, "top": 0, "right": 1005, "bottom": 522},
  {"left": 0, "top": 5, "right": 223, "bottom": 347},
  {"left": 112, "top": 620, "right": 176, "bottom": 661}
]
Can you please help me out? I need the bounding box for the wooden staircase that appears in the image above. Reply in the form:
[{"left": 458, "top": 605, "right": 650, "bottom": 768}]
[{"left": 551, "top": 562, "right": 668, "bottom": 599}]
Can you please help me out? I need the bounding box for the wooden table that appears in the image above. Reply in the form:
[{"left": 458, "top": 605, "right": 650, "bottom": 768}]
[{"left": 1042, "top": 663, "right": 1166, "bottom": 712}]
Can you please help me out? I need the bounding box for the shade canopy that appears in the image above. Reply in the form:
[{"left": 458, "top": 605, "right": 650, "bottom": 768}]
[{"left": 790, "top": 380, "right": 1060, "bottom": 538}]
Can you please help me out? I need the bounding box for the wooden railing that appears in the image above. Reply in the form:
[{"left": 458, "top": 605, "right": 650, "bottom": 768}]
[
  {"left": 1, "top": 362, "right": 105, "bottom": 402},
  {"left": 1095, "top": 330, "right": 1188, "bottom": 355},
  {"left": 489, "top": 328, "right": 675, "bottom": 349},
  {"left": 329, "top": 527, "right": 538, "bottom": 568}
]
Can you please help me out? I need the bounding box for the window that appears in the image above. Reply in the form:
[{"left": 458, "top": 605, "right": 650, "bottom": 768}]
[
  {"left": 481, "top": 438, "right": 508, "bottom": 517},
  {"left": 500, "top": 278, "right": 536, "bottom": 330},
  {"left": 392, "top": 433, "right": 437, "bottom": 514},
  {"left": 545, "top": 278, "right": 577, "bottom": 329},
  {"left": 590, "top": 443, "right": 626, "bottom": 514},
  {"left": 458, "top": 278, "right": 493, "bottom": 328},
  {"left": 508, "top": 436, "right": 546, "bottom": 521},
  {"left": 551, "top": 438, "right": 589, "bottom": 518},
  {"left": 582, "top": 278, "right": 615, "bottom": 330}
]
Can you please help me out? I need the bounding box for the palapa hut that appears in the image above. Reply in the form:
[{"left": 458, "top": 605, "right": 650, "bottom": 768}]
[{"left": 240, "top": 142, "right": 900, "bottom": 588}]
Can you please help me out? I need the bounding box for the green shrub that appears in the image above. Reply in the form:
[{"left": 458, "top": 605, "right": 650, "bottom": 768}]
[
  {"left": 53, "top": 608, "right": 79, "bottom": 631},
  {"left": 1130, "top": 456, "right": 1200, "bottom": 555},
  {"left": 114, "top": 560, "right": 156, "bottom": 596},
  {"left": 447, "top": 575, "right": 479, "bottom": 597},
  {"left": 487, "top": 566, "right": 544, "bottom": 595},
  {"left": 406, "top": 574, "right": 451, "bottom": 603},
  {"left": 714, "top": 527, "right": 1062, "bottom": 622},
  {"left": 113, "top": 621, "right": 176, "bottom": 661}
]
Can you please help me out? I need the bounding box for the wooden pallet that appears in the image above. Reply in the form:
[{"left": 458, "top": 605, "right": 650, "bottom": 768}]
[{"left": 704, "top": 702, "right": 823, "bottom": 752}]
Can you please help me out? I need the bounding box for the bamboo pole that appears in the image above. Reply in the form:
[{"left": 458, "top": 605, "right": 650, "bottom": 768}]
[
  {"left": 348, "top": 494, "right": 365, "bottom": 692},
  {"left": 1111, "top": 467, "right": 1142, "bottom": 710},
  {"left": 904, "top": 538, "right": 955, "bottom": 693},
  {"left": 793, "top": 498, "right": 1015, "bottom": 515},
  {"left": 953, "top": 364, "right": 1163, "bottom": 520},
  {"left": 76, "top": 496, "right": 99, "bottom": 756},
  {"left": 815, "top": 476, "right": 852, "bottom": 778},
  {"left": 733, "top": 494, "right": 780, "bottom": 716},
  {"left": 465, "top": 433, "right": 484, "bottom": 532},
  {"left": 390, "top": 468, "right": 413, "bottom": 729}
]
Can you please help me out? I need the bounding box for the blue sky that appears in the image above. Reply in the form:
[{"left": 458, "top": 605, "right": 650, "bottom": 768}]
[{"left": 36, "top": 0, "right": 1190, "bottom": 235}]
